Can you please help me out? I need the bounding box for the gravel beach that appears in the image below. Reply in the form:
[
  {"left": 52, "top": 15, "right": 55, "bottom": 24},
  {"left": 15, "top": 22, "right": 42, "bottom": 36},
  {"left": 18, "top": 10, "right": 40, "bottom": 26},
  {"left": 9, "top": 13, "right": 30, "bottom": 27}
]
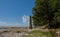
[{"left": 0, "top": 32, "right": 25, "bottom": 37}]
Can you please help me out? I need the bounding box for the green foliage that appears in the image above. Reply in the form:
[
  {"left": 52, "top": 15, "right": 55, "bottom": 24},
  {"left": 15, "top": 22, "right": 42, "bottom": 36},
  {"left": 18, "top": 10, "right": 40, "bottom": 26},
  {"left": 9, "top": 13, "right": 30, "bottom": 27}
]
[
  {"left": 23, "top": 30, "right": 57, "bottom": 37},
  {"left": 32, "top": 0, "right": 60, "bottom": 28}
]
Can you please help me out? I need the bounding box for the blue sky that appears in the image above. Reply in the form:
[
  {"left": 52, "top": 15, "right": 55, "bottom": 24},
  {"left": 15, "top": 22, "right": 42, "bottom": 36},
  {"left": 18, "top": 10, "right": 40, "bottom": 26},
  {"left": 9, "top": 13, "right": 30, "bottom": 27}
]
[{"left": 0, "top": 0, "right": 34, "bottom": 27}]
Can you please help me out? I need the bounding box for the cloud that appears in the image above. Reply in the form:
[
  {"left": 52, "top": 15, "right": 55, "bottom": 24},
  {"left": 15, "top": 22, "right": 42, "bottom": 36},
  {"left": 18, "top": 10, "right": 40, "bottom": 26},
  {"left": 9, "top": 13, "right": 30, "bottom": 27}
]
[{"left": 22, "top": 15, "right": 28, "bottom": 23}]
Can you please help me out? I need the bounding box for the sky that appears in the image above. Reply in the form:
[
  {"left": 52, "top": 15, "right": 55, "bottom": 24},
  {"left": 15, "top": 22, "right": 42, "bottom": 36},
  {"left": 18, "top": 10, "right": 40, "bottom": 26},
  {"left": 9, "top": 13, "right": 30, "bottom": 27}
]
[{"left": 0, "top": 0, "right": 34, "bottom": 27}]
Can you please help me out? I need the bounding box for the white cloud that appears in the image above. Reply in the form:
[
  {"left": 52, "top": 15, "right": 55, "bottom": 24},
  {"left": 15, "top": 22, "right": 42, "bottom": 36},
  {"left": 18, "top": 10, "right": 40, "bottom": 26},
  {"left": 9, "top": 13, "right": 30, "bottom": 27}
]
[{"left": 22, "top": 15, "right": 28, "bottom": 23}]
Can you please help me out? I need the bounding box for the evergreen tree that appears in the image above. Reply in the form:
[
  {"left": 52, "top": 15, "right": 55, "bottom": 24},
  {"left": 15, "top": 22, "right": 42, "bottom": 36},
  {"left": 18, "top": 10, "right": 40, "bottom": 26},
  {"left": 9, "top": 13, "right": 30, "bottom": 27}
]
[{"left": 32, "top": 0, "right": 60, "bottom": 28}]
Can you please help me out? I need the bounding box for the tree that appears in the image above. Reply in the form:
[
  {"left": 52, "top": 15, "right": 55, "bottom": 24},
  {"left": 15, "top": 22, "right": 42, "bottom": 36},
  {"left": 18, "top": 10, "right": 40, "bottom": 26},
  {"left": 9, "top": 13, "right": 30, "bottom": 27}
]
[{"left": 32, "top": 0, "right": 60, "bottom": 28}]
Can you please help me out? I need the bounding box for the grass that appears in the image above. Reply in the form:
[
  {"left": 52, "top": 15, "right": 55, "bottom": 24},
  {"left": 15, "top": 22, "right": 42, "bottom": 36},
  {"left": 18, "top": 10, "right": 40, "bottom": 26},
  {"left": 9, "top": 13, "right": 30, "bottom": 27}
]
[
  {"left": 24, "top": 30, "right": 57, "bottom": 37},
  {"left": 10, "top": 28, "right": 26, "bottom": 33}
]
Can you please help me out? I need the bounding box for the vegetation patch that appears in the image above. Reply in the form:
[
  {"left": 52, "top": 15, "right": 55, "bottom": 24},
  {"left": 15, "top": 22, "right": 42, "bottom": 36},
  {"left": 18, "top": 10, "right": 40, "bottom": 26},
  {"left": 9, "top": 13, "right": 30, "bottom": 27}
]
[{"left": 24, "top": 30, "right": 57, "bottom": 37}]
